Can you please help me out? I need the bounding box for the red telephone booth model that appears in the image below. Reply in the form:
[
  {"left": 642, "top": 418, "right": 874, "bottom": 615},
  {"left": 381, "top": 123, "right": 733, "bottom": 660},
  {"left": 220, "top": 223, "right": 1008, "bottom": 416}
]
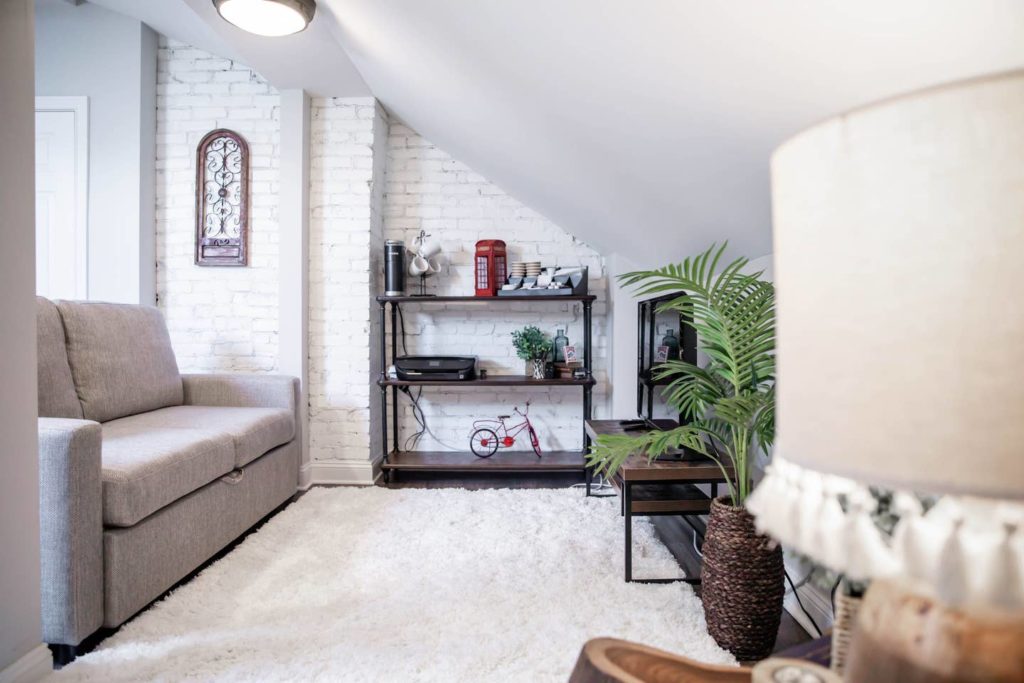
[{"left": 474, "top": 239, "right": 507, "bottom": 296}]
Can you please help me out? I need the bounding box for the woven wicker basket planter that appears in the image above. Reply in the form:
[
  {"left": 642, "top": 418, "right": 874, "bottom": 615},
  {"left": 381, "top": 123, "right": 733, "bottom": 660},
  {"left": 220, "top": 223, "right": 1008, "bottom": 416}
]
[{"left": 700, "top": 497, "right": 785, "bottom": 661}]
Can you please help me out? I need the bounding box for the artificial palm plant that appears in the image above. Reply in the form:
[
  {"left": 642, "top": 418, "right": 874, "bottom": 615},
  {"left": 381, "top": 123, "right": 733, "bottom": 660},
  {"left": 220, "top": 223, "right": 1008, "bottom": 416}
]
[
  {"left": 587, "top": 243, "right": 775, "bottom": 505},
  {"left": 588, "top": 243, "right": 783, "bottom": 661}
]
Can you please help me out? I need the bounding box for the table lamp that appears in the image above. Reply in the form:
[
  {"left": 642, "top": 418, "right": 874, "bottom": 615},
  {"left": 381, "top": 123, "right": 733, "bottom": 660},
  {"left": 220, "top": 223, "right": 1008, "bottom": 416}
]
[{"left": 747, "top": 71, "right": 1024, "bottom": 682}]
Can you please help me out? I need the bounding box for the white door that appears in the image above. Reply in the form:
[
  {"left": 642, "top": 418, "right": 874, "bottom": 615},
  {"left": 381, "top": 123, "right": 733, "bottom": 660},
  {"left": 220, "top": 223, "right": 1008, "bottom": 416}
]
[{"left": 35, "top": 97, "right": 88, "bottom": 300}]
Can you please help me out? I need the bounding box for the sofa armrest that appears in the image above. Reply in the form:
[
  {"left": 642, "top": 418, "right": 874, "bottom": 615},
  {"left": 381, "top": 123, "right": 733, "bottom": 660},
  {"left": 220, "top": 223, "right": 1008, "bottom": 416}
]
[
  {"left": 38, "top": 417, "right": 104, "bottom": 646},
  {"left": 181, "top": 374, "right": 298, "bottom": 412}
]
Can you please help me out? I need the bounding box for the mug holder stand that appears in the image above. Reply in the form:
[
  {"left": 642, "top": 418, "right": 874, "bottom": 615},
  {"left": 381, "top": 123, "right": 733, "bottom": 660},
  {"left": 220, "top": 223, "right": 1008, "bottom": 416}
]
[{"left": 411, "top": 273, "right": 436, "bottom": 297}]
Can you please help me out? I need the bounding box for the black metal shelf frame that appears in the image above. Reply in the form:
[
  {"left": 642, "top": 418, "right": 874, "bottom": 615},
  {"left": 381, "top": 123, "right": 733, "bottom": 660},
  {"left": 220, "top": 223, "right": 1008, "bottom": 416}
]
[
  {"left": 377, "top": 296, "right": 594, "bottom": 491},
  {"left": 636, "top": 293, "right": 697, "bottom": 423}
]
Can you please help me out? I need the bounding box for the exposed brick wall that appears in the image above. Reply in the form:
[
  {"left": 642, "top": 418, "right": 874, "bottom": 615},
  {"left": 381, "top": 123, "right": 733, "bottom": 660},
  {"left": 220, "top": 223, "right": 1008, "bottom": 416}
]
[
  {"left": 307, "top": 98, "right": 387, "bottom": 466},
  {"left": 382, "top": 122, "right": 608, "bottom": 453},
  {"left": 155, "top": 37, "right": 280, "bottom": 373},
  {"left": 154, "top": 38, "right": 608, "bottom": 469}
]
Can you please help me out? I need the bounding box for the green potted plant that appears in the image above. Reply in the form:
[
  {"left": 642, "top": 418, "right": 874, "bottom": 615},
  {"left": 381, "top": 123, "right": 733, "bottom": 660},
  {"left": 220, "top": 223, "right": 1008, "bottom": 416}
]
[
  {"left": 587, "top": 243, "right": 783, "bottom": 661},
  {"left": 511, "top": 326, "right": 553, "bottom": 380}
]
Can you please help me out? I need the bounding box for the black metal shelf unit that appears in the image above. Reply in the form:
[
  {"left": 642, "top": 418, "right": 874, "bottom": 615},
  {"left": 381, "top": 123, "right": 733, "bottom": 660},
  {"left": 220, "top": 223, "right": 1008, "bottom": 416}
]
[
  {"left": 376, "top": 295, "right": 596, "bottom": 488},
  {"left": 636, "top": 293, "right": 697, "bottom": 423}
]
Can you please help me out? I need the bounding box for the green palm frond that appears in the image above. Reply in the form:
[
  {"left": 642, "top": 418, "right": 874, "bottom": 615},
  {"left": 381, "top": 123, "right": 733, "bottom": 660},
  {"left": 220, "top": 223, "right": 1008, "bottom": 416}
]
[{"left": 588, "top": 243, "right": 776, "bottom": 505}]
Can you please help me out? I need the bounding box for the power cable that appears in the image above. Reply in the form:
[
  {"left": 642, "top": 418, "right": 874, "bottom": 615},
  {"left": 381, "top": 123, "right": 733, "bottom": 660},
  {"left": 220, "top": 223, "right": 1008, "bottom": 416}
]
[{"left": 784, "top": 568, "right": 823, "bottom": 638}]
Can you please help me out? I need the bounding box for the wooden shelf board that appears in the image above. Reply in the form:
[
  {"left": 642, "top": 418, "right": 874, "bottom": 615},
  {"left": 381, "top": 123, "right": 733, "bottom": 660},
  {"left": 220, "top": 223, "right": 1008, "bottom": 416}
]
[
  {"left": 377, "top": 294, "right": 596, "bottom": 303},
  {"left": 379, "top": 375, "right": 594, "bottom": 387},
  {"left": 381, "top": 450, "right": 587, "bottom": 472}
]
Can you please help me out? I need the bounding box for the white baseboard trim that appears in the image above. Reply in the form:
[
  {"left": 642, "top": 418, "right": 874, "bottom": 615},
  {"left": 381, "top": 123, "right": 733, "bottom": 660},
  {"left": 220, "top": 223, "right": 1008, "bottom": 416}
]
[
  {"left": 308, "top": 457, "right": 381, "bottom": 486},
  {"left": 297, "top": 462, "right": 313, "bottom": 491},
  {"left": 0, "top": 645, "right": 51, "bottom": 683}
]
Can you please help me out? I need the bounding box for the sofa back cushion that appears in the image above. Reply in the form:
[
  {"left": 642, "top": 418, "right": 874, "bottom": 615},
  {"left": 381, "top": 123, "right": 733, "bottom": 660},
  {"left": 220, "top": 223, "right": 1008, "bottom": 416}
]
[
  {"left": 37, "top": 297, "right": 85, "bottom": 419},
  {"left": 56, "top": 301, "right": 183, "bottom": 422}
]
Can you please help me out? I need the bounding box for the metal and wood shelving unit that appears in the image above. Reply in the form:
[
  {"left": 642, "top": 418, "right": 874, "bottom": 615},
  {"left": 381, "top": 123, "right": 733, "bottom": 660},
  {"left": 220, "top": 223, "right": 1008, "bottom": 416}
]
[
  {"left": 376, "top": 294, "right": 596, "bottom": 488},
  {"left": 637, "top": 293, "right": 697, "bottom": 422}
]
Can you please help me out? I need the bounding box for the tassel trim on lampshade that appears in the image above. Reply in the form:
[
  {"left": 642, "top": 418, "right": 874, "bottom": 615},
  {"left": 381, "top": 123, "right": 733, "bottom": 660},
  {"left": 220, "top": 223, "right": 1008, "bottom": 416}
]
[{"left": 746, "top": 454, "right": 1024, "bottom": 609}]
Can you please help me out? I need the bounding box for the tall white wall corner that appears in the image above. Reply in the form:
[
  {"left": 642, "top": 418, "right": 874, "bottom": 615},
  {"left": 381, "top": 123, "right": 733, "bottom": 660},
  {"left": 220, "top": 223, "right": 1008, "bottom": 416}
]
[
  {"left": 606, "top": 252, "right": 640, "bottom": 418},
  {"left": 279, "top": 89, "right": 311, "bottom": 486},
  {"left": 138, "top": 22, "right": 158, "bottom": 306},
  {"left": 0, "top": 0, "right": 43, "bottom": 674},
  {"left": 367, "top": 100, "right": 390, "bottom": 467},
  {"left": 307, "top": 96, "right": 380, "bottom": 483}
]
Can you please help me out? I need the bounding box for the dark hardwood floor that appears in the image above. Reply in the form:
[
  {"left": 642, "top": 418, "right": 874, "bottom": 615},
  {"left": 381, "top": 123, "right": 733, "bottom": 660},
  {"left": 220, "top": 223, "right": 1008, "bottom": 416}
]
[{"left": 381, "top": 470, "right": 813, "bottom": 654}]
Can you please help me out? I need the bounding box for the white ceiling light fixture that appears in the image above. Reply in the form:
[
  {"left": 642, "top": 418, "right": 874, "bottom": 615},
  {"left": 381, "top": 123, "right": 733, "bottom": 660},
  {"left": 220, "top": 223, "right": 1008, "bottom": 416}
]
[{"left": 213, "top": 0, "right": 316, "bottom": 37}]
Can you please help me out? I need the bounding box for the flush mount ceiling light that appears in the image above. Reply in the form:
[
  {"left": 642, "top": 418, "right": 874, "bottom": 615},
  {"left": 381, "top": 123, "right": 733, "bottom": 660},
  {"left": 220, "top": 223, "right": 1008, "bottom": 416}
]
[{"left": 213, "top": 0, "right": 316, "bottom": 37}]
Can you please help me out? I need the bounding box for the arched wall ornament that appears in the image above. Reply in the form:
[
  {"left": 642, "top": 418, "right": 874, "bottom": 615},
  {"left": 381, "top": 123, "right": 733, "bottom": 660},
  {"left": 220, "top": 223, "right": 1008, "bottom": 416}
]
[{"left": 195, "top": 128, "right": 249, "bottom": 266}]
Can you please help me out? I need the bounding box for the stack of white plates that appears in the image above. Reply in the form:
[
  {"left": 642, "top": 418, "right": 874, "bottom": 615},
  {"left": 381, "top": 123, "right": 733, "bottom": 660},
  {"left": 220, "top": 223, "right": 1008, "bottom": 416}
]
[
  {"left": 524, "top": 261, "right": 542, "bottom": 277},
  {"left": 509, "top": 262, "right": 527, "bottom": 278}
]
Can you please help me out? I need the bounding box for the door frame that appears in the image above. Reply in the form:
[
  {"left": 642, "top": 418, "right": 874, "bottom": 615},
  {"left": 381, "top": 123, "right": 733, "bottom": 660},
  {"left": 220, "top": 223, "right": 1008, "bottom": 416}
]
[{"left": 35, "top": 95, "right": 89, "bottom": 298}]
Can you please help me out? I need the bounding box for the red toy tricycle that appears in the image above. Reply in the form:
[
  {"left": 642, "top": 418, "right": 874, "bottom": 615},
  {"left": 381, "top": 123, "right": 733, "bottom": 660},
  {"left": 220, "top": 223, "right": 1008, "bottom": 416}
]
[{"left": 469, "top": 400, "right": 541, "bottom": 458}]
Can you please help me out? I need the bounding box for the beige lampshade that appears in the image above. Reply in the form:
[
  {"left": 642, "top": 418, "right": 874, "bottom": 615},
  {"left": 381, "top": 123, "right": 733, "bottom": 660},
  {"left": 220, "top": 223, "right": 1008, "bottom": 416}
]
[
  {"left": 771, "top": 71, "right": 1024, "bottom": 501},
  {"left": 747, "top": 72, "right": 1024, "bottom": 604}
]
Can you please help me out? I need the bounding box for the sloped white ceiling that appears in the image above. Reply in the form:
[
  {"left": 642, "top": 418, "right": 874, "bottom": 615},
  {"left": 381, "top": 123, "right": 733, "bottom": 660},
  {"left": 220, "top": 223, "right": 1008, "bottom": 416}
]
[
  {"left": 90, "top": 0, "right": 1024, "bottom": 261},
  {"left": 324, "top": 0, "right": 1024, "bottom": 261},
  {"left": 89, "top": 0, "right": 369, "bottom": 96}
]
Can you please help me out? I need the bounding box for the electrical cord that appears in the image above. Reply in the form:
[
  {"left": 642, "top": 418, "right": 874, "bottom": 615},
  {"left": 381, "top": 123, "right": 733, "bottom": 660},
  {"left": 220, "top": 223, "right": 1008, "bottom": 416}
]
[
  {"left": 784, "top": 568, "right": 823, "bottom": 638},
  {"left": 399, "top": 384, "right": 462, "bottom": 451},
  {"left": 572, "top": 472, "right": 616, "bottom": 497},
  {"left": 394, "top": 306, "right": 461, "bottom": 451},
  {"left": 402, "top": 386, "right": 427, "bottom": 450},
  {"left": 396, "top": 305, "right": 409, "bottom": 355}
]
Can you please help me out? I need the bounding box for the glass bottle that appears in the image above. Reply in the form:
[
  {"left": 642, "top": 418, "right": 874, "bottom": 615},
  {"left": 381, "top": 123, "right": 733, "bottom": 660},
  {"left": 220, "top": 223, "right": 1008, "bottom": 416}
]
[
  {"left": 661, "top": 328, "right": 680, "bottom": 362},
  {"left": 553, "top": 328, "right": 569, "bottom": 363}
]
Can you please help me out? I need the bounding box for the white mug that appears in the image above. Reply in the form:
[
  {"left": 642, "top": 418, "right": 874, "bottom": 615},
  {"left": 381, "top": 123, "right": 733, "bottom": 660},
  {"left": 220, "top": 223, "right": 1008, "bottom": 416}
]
[
  {"left": 409, "top": 254, "right": 430, "bottom": 276},
  {"left": 418, "top": 239, "right": 442, "bottom": 259},
  {"left": 427, "top": 256, "right": 442, "bottom": 274}
]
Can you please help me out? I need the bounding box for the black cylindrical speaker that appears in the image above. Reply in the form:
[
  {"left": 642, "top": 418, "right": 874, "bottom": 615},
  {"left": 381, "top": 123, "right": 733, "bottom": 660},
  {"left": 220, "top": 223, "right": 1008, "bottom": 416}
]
[{"left": 384, "top": 240, "right": 406, "bottom": 296}]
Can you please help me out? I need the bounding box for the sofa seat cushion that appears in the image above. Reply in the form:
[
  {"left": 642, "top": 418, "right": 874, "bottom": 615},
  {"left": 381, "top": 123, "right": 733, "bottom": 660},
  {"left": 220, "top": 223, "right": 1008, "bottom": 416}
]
[
  {"left": 108, "top": 406, "right": 295, "bottom": 468},
  {"left": 101, "top": 423, "right": 235, "bottom": 527}
]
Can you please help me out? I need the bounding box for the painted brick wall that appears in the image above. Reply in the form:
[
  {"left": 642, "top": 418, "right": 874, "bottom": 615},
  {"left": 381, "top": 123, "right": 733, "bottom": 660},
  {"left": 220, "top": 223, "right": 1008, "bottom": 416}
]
[
  {"left": 307, "top": 98, "right": 387, "bottom": 469},
  {"left": 155, "top": 37, "right": 280, "bottom": 373},
  {"left": 382, "top": 122, "right": 608, "bottom": 453},
  {"left": 154, "top": 37, "right": 609, "bottom": 471}
]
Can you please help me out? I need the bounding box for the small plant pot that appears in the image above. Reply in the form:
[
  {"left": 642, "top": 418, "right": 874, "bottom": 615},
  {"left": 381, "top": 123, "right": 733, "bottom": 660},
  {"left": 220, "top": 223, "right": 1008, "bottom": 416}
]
[
  {"left": 700, "top": 497, "right": 785, "bottom": 662},
  {"left": 530, "top": 358, "right": 546, "bottom": 380}
]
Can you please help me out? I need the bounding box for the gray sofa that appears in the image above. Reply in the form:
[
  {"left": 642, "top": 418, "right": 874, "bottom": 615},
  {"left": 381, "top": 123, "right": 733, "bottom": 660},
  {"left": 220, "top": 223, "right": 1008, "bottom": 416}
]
[{"left": 37, "top": 297, "right": 300, "bottom": 654}]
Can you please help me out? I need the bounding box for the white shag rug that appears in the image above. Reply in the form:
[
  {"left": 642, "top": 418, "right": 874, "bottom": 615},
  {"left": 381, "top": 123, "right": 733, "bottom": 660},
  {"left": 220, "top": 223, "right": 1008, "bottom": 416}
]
[{"left": 52, "top": 487, "right": 734, "bottom": 682}]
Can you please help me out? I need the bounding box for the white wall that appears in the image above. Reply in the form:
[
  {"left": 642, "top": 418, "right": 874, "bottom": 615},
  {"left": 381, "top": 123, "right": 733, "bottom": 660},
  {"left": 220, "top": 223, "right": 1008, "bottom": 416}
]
[
  {"left": 382, "top": 123, "right": 609, "bottom": 452},
  {"left": 307, "top": 97, "right": 385, "bottom": 483},
  {"left": 155, "top": 38, "right": 282, "bottom": 373},
  {"left": 0, "top": 0, "right": 44, "bottom": 675},
  {"left": 34, "top": 0, "right": 157, "bottom": 305}
]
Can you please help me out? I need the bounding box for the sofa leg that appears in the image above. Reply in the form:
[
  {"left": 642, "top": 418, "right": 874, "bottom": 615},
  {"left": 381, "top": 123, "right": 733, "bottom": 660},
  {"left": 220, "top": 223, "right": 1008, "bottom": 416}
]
[{"left": 49, "top": 644, "right": 79, "bottom": 668}]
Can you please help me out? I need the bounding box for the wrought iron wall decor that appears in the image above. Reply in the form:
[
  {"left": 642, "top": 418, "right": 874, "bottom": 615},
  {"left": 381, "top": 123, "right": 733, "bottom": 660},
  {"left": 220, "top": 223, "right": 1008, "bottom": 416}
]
[{"left": 195, "top": 128, "right": 249, "bottom": 266}]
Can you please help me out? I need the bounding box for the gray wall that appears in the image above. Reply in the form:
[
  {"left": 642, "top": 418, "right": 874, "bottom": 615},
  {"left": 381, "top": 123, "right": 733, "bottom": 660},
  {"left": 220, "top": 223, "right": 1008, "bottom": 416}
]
[
  {"left": 0, "top": 0, "right": 43, "bottom": 671},
  {"left": 35, "top": 0, "right": 157, "bottom": 305}
]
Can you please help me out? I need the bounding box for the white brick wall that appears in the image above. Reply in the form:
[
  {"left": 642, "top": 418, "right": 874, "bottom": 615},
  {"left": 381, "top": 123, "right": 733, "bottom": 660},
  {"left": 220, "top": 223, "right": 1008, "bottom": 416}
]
[
  {"left": 154, "top": 38, "right": 609, "bottom": 468},
  {"left": 155, "top": 37, "right": 280, "bottom": 373},
  {"left": 307, "top": 98, "right": 386, "bottom": 465},
  {"left": 382, "top": 122, "right": 608, "bottom": 453}
]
